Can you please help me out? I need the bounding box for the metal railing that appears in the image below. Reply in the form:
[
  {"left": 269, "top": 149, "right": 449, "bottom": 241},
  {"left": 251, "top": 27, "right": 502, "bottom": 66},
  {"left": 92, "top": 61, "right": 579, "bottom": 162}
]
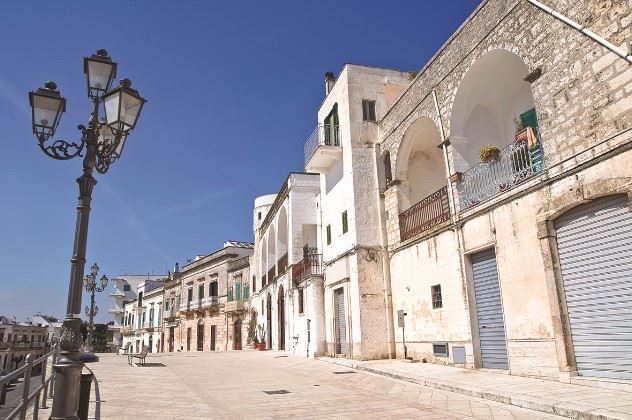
[
  {"left": 267, "top": 266, "right": 276, "bottom": 283},
  {"left": 0, "top": 345, "right": 58, "bottom": 420},
  {"left": 304, "top": 124, "right": 340, "bottom": 164},
  {"left": 292, "top": 254, "right": 323, "bottom": 285},
  {"left": 399, "top": 186, "right": 450, "bottom": 242},
  {"left": 277, "top": 253, "right": 288, "bottom": 275},
  {"left": 456, "top": 136, "right": 544, "bottom": 210}
]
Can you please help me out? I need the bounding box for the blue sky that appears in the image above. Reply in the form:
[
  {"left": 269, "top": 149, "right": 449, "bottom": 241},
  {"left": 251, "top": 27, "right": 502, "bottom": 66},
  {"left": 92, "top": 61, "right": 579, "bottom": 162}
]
[{"left": 0, "top": 0, "right": 481, "bottom": 323}]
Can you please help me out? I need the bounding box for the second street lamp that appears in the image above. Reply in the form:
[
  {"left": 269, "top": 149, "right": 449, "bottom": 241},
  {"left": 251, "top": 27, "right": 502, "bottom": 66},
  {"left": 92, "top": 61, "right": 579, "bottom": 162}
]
[
  {"left": 84, "top": 262, "right": 108, "bottom": 354},
  {"left": 28, "top": 48, "right": 146, "bottom": 420}
]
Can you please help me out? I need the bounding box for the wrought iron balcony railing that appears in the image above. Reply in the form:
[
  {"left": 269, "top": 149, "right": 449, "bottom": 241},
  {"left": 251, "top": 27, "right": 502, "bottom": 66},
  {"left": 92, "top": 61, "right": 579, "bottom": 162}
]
[
  {"left": 304, "top": 124, "right": 340, "bottom": 165},
  {"left": 268, "top": 266, "right": 276, "bottom": 282},
  {"left": 399, "top": 186, "right": 450, "bottom": 242},
  {"left": 456, "top": 135, "right": 544, "bottom": 210},
  {"left": 292, "top": 254, "right": 323, "bottom": 285},
  {"left": 278, "top": 253, "right": 288, "bottom": 275}
]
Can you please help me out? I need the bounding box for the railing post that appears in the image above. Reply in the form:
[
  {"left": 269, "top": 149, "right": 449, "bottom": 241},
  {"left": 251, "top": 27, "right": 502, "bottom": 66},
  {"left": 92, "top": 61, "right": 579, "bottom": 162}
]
[
  {"left": 40, "top": 354, "right": 48, "bottom": 409},
  {"left": 20, "top": 354, "right": 33, "bottom": 420}
]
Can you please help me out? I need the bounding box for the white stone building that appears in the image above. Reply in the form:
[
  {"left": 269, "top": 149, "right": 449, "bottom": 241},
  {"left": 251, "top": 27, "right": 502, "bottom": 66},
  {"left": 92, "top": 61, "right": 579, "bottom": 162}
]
[
  {"left": 250, "top": 173, "right": 324, "bottom": 357},
  {"left": 109, "top": 274, "right": 164, "bottom": 348},
  {"left": 121, "top": 279, "right": 166, "bottom": 353},
  {"left": 304, "top": 65, "right": 410, "bottom": 359}
]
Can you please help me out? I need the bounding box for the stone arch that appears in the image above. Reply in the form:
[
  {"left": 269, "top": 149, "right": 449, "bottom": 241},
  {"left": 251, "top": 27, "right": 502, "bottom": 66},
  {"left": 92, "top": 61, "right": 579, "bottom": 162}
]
[
  {"left": 260, "top": 236, "right": 268, "bottom": 285},
  {"left": 449, "top": 49, "right": 536, "bottom": 171},
  {"left": 277, "top": 284, "right": 285, "bottom": 351},
  {"left": 267, "top": 224, "right": 276, "bottom": 279},
  {"left": 394, "top": 116, "right": 445, "bottom": 211},
  {"left": 276, "top": 206, "right": 289, "bottom": 273}
]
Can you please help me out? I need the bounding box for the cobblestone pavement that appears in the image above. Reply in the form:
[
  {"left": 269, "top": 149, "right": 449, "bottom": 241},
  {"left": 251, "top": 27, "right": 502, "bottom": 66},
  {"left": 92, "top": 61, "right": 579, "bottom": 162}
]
[{"left": 69, "top": 351, "right": 568, "bottom": 420}]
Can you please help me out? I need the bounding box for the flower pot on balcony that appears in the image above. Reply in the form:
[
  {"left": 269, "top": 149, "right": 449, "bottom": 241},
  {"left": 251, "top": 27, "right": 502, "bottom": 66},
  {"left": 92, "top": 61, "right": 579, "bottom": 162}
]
[
  {"left": 449, "top": 172, "right": 463, "bottom": 183},
  {"left": 480, "top": 145, "right": 500, "bottom": 163}
]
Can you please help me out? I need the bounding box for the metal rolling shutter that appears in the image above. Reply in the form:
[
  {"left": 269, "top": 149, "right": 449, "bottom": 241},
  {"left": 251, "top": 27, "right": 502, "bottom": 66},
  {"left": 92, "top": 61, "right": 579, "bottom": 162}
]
[
  {"left": 472, "top": 249, "right": 509, "bottom": 369},
  {"left": 335, "top": 288, "right": 347, "bottom": 354},
  {"left": 554, "top": 195, "right": 632, "bottom": 380}
]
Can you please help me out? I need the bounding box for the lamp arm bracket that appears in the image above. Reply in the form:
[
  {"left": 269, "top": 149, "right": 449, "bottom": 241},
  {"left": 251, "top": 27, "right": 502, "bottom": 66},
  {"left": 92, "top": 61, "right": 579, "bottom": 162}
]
[{"left": 37, "top": 135, "right": 86, "bottom": 161}]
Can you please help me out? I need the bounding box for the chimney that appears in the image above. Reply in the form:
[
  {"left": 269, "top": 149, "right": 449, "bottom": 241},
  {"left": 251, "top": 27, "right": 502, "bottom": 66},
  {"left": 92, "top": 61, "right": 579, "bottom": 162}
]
[{"left": 325, "top": 71, "right": 335, "bottom": 95}]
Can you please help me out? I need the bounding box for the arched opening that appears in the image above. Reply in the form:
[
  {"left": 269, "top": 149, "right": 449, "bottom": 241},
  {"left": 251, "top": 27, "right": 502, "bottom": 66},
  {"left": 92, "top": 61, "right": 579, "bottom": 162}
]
[
  {"left": 395, "top": 117, "right": 446, "bottom": 211},
  {"left": 395, "top": 117, "right": 450, "bottom": 241},
  {"left": 261, "top": 236, "right": 268, "bottom": 287},
  {"left": 450, "top": 49, "right": 537, "bottom": 171},
  {"left": 266, "top": 293, "right": 272, "bottom": 349},
  {"left": 267, "top": 225, "right": 276, "bottom": 281},
  {"left": 277, "top": 207, "right": 289, "bottom": 274},
  {"left": 196, "top": 319, "right": 204, "bottom": 351},
  {"left": 277, "top": 285, "right": 285, "bottom": 351}
]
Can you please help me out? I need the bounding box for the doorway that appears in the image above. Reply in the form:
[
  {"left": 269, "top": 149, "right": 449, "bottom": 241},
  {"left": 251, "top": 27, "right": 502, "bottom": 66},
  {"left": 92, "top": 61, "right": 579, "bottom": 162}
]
[
  {"left": 234, "top": 319, "right": 242, "bottom": 350},
  {"left": 210, "top": 325, "right": 216, "bottom": 351},
  {"left": 197, "top": 321, "right": 204, "bottom": 351},
  {"left": 278, "top": 287, "right": 285, "bottom": 350}
]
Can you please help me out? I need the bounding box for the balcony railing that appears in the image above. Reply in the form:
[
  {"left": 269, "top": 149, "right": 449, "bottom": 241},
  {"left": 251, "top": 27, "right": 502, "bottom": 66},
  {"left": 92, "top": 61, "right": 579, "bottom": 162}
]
[
  {"left": 268, "top": 266, "right": 276, "bottom": 282},
  {"left": 304, "top": 124, "right": 341, "bottom": 166},
  {"left": 292, "top": 254, "right": 323, "bottom": 285},
  {"left": 278, "top": 253, "right": 288, "bottom": 275},
  {"left": 203, "top": 296, "right": 219, "bottom": 307},
  {"left": 456, "top": 135, "right": 544, "bottom": 210},
  {"left": 399, "top": 186, "right": 450, "bottom": 242}
]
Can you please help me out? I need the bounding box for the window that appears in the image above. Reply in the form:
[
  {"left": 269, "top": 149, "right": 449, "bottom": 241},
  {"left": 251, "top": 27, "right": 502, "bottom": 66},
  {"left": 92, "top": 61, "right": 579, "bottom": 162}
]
[
  {"left": 326, "top": 224, "right": 332, "bottom": 245},
  {"left": 138, "top": 292, "right": 143, "bottom": 306},
  {"left": 298, "top": 288, "right": 304, "bottom": 315},
  {"left": 431, "top": 285, "right": 443, "bottom": 309},
  {"left": 258, "top": 212, "right": 262, "bottom": 220},
  {"left": 123, "top": 284, "right": 131, "bottom": 291},
  {"left": 165, "top": 300, "right": 169, "bottom": 311},
  {"left": 362, "top": 100, "right": 376, "bottom": 122},
  {"left": 252, "top": 275, "right": 256, "bottom": 293},
  {"left": 149, "top": 308, "right": 154, "bottom": 324},
  {"left": 342, "top": 211, "right": 348, "bottom": 234},
  {"left": 187, "top": 288, "right": 193, "bottom": 303},
  {"left": 209, "top": 282, "right": 218, "bottom": 297},
  {"left": 198, "top": 284, "right": 204, "bottom": 300},
  {"left": 433, "top": 343, "right": 449, "bottom": 357}
]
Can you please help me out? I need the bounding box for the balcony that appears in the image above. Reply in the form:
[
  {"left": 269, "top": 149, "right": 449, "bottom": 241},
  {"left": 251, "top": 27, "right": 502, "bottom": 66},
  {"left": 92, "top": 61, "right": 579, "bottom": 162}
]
[
  {"left": 292, "top": 254, "right": 323, "bottom": 285},
  {"left": 456, "top": 133, "right": 544, "bottom": 210},
  {"left": 110, "top": 289, "right": 125, "bottom": 297},
  {"left": 108, "top": 307, "right": 124, "bottom": 314},
  {"left": 121, "top": 326, "right": 133, "bottom": 335},
  {"left": 277, "top": 253, "right": 288, "bottom": 276},
  {"left": 304, "top": 124, "right": 342, "bottom": 172},
  {"left": 224, "top": 300, "right": 245, "bottom": 313},
  {"left": 203, "top": 296, "right": 219, "bottom": 309},
  {"left": 268, "top": 266, "right": 276, "bottom": 282},
  {"left": 399, "top": 186, "right": 451, "bottom": 242}
]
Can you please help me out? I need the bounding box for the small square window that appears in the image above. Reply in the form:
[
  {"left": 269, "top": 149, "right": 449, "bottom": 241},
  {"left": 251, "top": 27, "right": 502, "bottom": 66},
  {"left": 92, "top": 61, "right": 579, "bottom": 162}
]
[
  {"left": 342, "top": 211, "right": 348, "bottom": 234},
  {"left": 362, "top": 100, "right": 376, "bottom": 122},
  {"left": 123, "top": 284, "right": 131, "bottom": 291},
  {"left": 433, "top": 343, "right": 449, "bottom": 357},
  {"left": 258, "top": 212, "right": 262, "bottom": 220},
  {"left": 298, "top": 289, "right": 304, "bottom": 314},
  {"left": 431, "top": 284, "right": 442, "bottom": 309},
  {"left": 326, "top": 224, "right": 332, "bottom": 245}
]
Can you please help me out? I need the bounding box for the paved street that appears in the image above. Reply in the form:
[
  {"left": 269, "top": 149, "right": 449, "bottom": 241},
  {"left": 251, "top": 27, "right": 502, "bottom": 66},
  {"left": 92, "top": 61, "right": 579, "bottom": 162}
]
[{"left": 63, "top": 351, "right": 568, "bottom": 420}]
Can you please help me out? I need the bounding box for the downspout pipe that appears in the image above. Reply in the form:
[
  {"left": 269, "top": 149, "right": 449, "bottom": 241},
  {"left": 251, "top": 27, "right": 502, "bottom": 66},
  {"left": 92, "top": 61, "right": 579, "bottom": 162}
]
[
  {"left": 374, "top": 143, "right": 397, "bottom": 359},
  {"left": 526, "top": 0, "right": 632, "bottom": 64}
]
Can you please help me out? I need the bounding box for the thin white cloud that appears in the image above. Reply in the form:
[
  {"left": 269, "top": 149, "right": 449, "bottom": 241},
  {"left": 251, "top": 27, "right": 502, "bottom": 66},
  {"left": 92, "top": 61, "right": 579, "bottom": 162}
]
[{"left": 0, "top": 76, "right": 30, "bottom": 117}]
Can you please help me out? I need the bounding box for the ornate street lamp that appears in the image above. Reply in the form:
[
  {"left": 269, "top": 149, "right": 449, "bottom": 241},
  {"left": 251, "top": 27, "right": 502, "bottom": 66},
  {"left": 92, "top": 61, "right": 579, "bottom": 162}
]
[
  {"left": 83, "top": 263, "right": 108, "bottom": 354},
  {"left": 28, "top": 49, "right": 146, "bottom": 420}
]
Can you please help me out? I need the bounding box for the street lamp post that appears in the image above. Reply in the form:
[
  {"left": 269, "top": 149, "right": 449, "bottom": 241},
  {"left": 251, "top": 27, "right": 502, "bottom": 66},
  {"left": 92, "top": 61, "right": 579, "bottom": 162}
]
[
  {"left": 28, "top": 49, "right": 146, "bottom": 420},
  {"left": 83, "top": 263, "right": 108, "bottom": 354}
]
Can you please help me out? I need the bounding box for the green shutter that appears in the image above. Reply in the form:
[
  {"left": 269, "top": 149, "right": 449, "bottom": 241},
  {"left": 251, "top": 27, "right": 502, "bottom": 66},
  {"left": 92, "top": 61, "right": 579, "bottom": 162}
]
[
  {"left": 236, "top": 283, "right": 241, "bottom": 301},
  {"left": 342, "top": 211, "right": 348, "bottom": 234},
  {"left": 520, "top": 108, "right": 538, "bottom": 130},
  {"left": 326, "top": 224, "right": 332, "bottom": 245}
]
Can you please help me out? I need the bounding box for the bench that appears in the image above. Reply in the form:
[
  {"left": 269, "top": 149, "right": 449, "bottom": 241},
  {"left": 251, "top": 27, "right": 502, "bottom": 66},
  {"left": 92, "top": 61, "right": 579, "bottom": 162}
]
[
  {"left": 118, "top": 342, "right": 131, "bottom": 356},
  {"left": 128, "top": 345, "right": 150, "bottom": 366}
]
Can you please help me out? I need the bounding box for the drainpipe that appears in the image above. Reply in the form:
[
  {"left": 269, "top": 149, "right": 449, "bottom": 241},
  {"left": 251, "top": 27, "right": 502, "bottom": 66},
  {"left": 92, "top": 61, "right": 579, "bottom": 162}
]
[
  {"left": 526, "top": 0, "right": 632, "bottom": 64},
  {"left": 374, "top": 143, "right": 396, "bottom": 359},
  {"left": 433, "top": 89, "right": 470, "bottom": 336}
]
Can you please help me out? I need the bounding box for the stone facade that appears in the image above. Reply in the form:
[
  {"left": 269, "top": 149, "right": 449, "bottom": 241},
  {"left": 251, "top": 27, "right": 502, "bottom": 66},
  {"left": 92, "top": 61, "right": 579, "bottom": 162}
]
[
  {"left": 0, "top": 320, "right": 49, "bottom": 374},
  {"left": 377, "top": 0, "right": 632, "bottom": 381},
  {"left": 164, "top": 242, "right": 253, "bottom": 353}
]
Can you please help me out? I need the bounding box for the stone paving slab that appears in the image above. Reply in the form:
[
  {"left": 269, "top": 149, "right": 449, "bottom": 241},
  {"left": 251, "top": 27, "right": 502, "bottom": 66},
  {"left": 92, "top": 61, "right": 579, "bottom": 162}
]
[
  {"left": 318, "top": 357, "right": 632, "bottom": 420},
  {"left": 28, "top": 351, "right": 576, "bottom": 419}
]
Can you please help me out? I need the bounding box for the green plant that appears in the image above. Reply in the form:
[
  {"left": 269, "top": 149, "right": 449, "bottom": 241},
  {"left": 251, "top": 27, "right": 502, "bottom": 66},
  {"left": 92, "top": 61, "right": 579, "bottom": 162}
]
[
  {"left": 247, "top": 315, "right": 257, "bottom": 344},
  {"left": 479, "top": 144, "right": 501, "bottom": 163},
  {"left": 257, "top": 324, "right": 266, "bottom": 344}
]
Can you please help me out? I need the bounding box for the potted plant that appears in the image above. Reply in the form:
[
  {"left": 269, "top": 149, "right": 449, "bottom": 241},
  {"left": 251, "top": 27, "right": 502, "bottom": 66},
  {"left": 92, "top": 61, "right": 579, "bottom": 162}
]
[
  {"left": 256, "top": 325, "right": 266, "bottom": 351},
  {"left": 479, "top": 144, "right": 500, "bottom": 163},
  {"left": 247, "top": 315, "right": 257, "bottom": 348}
]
